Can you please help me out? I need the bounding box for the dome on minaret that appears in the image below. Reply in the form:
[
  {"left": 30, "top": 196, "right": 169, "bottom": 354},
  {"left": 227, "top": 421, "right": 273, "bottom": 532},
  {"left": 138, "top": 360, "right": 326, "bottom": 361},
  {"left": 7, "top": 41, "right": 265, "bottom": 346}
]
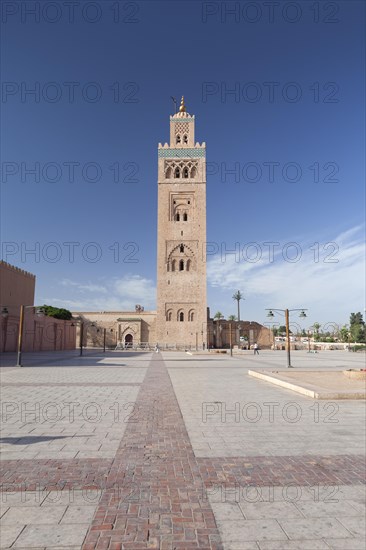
[{"left": 172, "top": 96, "right": 192, "bottom": 118}]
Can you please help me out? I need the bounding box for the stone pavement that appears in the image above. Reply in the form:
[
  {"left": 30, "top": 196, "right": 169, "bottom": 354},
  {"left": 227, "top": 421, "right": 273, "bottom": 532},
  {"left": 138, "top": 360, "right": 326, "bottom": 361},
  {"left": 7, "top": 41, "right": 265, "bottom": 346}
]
[{"left": 0, "top": 350, "right": 365, "bottom": 549}]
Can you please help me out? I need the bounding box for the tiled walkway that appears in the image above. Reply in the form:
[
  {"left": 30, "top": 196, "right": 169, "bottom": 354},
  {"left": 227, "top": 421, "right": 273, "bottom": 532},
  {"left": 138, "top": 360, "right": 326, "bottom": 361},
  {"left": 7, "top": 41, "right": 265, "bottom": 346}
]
[{"left": 1, "top": 350, "right": 365, "bottom": 549}]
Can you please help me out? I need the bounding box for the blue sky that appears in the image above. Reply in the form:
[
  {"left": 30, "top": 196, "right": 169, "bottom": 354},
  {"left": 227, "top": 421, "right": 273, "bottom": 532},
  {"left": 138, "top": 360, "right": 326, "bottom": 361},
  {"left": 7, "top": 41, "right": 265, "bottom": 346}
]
[{"left": 1, "top": 0, "right": 365, "bottom": 329}]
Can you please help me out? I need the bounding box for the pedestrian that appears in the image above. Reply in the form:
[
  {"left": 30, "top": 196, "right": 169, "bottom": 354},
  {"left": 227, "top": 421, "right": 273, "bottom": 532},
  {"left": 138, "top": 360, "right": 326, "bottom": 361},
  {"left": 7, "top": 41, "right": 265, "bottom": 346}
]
[
  {"left": 253, "top": 342, "right": 259, "bottom": 355},
  {"left": 155, "top": 343, "right": 159, "bottom": 353}
]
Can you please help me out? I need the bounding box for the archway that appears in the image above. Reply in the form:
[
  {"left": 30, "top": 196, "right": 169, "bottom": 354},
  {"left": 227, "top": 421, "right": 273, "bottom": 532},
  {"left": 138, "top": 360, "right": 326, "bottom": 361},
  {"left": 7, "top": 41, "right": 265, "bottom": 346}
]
[{"left": 124, "top": 333, "right": 133, "bottom": 348}]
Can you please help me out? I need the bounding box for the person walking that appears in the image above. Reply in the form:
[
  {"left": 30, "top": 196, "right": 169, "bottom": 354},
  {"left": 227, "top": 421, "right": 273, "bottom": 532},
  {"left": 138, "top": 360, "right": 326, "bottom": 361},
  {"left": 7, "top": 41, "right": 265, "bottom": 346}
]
[{"left": 253, "top": 342, "right": 259, "bottom": 355}]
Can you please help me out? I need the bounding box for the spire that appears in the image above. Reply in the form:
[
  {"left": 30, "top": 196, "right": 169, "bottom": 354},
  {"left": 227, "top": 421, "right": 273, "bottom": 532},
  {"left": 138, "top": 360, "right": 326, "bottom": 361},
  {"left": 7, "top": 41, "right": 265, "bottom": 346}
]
[{"left": 179, "top": 96, "right": 186, "bottom": 113}]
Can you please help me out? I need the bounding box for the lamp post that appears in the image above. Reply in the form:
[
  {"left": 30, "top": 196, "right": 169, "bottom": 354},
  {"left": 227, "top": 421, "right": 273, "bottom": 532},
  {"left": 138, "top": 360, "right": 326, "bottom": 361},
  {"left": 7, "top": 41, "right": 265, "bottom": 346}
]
[
  {"left": 71, "top": 320, "right": 95, "bottom": 356},
  {"left": 266, "top": 309, "right": 307, "bottom": 368},
  {"left": 1, "top": 307, "right": 9, "bottom": 352},
  {"left": 229, "top": 322, "right": 233, "bottom": 356},
  {"left": 248, "top": 322, "right": 252, "bottom": 350},
  {"left": 96, "top": 327, "right": 107, "bottom": 352},
  {"left": 15, "top": 305, "right": 44, "bottom": 367}
]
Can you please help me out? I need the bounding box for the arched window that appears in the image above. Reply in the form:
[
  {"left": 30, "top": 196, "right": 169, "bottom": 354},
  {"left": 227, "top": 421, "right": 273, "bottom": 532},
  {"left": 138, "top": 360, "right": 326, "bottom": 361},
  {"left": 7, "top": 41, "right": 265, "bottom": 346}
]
[
  {"left": 176, "top": 135, "right": 181, "bottom": 144},
  {"left": 166, "top": 310, "right": 172, "bottom": 321},
  {"left": 174, "top": 167, "right": 180, "bottom": 179},
  {"left": 183, "top": 167, "right": 189, "bottom": 178},
  {"left": 183, "top": 135, "right": 188, "bottom": 144},
  {"left": 171, "top": 260, "right": 176, "bottom": 272},
  {"left": 186, "top": 259, "right": 191, "bottom": 271},
  {"left": 175, "top": 213, "right": 180, "bottom": 221},
  {"left": 183, "top": 213, "right": 188, "bottom": 221},
  {"left": 166, "top": 167, "right": 172, "bottom": 178},
  {"left": 179, "top": 311, "right": 184, "bottom": 322},
  {"left": 180, "top": 244, "right": 184, "bottom": 253},
  {"left": 190, "top": 166, "right": 197, "bottom": 178},
  {"left": 179, "top": 259, "right": 184, "bottom": 271},
  {"left": 189, "top": 310, "right": 195, "bottom": 322}
]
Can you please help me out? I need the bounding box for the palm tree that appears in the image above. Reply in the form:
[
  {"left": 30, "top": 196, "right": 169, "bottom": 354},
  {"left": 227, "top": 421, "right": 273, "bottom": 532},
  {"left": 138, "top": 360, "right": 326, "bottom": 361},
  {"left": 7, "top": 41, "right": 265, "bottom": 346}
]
[
  {"left": 214, "top": 311, "right": 224, "bottom": 320},
  {"left": 228, "top": 315, "right": 237, "bottom": 321},
  {"left": 313, "top": 322, "right": 321, "bottom": 341},
  {"left": 232, "top": 290, "right": 244, "bottom": 321}
]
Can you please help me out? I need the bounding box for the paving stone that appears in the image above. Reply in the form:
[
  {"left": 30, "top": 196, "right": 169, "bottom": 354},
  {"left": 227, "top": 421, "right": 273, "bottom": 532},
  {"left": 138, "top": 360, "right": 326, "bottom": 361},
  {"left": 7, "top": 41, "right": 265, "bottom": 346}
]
[
  {"left": 219, "top": 543, "right": 260, "bottom": 550},
  {"left": 324, "top": 538, "right": 366, "bottom": 549},
  {"left": 0, "top": 525, "right": 25, "bottom": 548},
  {"left": 219, "top": 519, "right": 287, "bottom": 542},
  {"left": 209, "top": 502, "right": 245, "bottom": 521},
  {"left": 41, "top": 490, "right": 101, "bottom": 507},
  {"left": 239, "top": 501, "right": 304, "bottom": 520},
  {"left": 347, "top": 500, "right": 366, "bottom": 514},
  {"left": 0, "top": 505, "right": 66, "bottom": 525},
  {"left": 279, "top": 517, "right": 352, "bottom": 539},
  {"left": 0, "top": 492, "right": 46, "bottom": 507},
  {"left": 257, "top": 540, "right": 329, "bottom": 549},
  {"left": 12, "top": 523, "right": 90, "bottom": 547},
  {"left": 60, "top": 505, "right": 97, "bottom": 524},
  {"left": 294, "top": 500, "right": 363, "bottom": 518},
  {"left": 337, "top": 516, "right": 366, "bottom": 537}
]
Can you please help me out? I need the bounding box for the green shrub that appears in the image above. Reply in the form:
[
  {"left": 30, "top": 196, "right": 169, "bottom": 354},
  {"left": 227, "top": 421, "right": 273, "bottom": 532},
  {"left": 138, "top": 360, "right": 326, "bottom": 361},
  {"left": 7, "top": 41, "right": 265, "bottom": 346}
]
[{"left": 41, "top": 305, "right": 72, "bottom": 320}]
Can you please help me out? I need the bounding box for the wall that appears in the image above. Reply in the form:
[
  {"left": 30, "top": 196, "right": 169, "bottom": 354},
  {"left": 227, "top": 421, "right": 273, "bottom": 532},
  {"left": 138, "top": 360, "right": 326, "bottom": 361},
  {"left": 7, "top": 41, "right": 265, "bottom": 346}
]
[{"left": 0, "top": 313, "right": 76, "bottom": 352}]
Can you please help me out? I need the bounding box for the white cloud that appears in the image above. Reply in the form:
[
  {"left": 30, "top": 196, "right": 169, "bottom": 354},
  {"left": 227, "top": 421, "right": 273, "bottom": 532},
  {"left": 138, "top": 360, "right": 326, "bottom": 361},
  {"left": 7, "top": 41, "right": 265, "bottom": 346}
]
[
  {"left": 44, "top": 275, "right": 156, "bottom": 312},
  {"left": 60, "top": 279, "right": 107, "bottom": 293},
  {"left": 207, "top": 225, "right": 366, "bottom": 324}
]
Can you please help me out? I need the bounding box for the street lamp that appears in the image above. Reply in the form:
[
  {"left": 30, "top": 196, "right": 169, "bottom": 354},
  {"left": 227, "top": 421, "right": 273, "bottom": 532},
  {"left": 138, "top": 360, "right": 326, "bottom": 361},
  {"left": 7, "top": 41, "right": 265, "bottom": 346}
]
[
  {"left": 307, "top": 326, "right": 315, "bottom": 353},
  {"left": 266, "top": 308, "right": 307, "bottom": 368},
  {"left": 229, "top": 322, "right": 233, "bottom": 356},
  {"left": 16, "top": 305, "right": 44, "bottom": 367},
  {"left": 248, "top": 322, "right": 252, "bottom": 350},
  {"left": 96, "top": 327, "right": 107, "bottom": 352},
  {"left": 1, "top": 307, "right": 9, "bottom": 353},
  {"left": 71, "top": 319, "right": 95, "bottom": 356}
]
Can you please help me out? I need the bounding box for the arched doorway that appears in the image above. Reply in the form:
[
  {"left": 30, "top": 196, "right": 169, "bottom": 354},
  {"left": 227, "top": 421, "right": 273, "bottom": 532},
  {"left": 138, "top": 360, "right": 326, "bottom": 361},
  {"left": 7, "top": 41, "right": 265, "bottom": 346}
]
[{"left": 124, "top": 334, "right": 133, "bottom": 348}]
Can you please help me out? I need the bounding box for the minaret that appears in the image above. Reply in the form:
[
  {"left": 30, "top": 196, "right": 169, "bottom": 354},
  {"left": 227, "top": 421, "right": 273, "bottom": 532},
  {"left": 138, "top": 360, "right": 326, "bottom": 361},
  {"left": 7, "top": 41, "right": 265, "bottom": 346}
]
[{"left": 156, "top": 97, "right": 207, "bottom": 348}]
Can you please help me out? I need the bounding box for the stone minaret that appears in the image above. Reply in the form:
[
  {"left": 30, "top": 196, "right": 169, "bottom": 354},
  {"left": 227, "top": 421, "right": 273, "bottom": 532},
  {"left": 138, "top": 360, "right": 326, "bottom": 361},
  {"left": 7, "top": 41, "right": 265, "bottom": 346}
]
[{"left": 156, "top": 97, "right": 207, "bottom": 348}]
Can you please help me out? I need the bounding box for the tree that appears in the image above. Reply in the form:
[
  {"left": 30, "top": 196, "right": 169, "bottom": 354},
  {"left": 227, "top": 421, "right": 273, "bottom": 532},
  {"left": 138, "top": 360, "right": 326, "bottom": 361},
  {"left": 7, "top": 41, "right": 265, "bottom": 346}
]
[
  {"left": 41, "top": 305, "right": 72, "bottom": 320},
  {"left": 228, "top": 315, "right": 237, "bottom": 321},
  {"left": 349, "top": 312, "right": 365, "bottom": 343},
  {"left": 214, "top": 311, "right": 224, "bottom": 320},
  {"left": 350, "top": 312, "right": 364, "bottom": 326},
  {"left": 313, "top": 322, "right": 321, "bottom": 341},
  {"left": 339, "top": 325, "right": 349, "bottom": 343},
  {"left": 232, "top": 290, "right": 244, "bottom": 321}
]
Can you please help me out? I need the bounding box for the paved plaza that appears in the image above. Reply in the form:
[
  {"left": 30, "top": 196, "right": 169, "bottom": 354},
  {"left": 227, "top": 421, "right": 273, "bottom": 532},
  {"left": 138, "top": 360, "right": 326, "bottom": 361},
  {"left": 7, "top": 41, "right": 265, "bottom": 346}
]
[{"left": 0, "top": 349, "right": 365, "bottom": 549}]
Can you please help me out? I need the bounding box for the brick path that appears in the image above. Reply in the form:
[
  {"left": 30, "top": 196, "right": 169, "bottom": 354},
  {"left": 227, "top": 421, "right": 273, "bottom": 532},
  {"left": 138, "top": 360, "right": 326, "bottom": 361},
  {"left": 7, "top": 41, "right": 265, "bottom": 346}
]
[{"left": 81, "top": 353, "right": 223, "bottom": 550}]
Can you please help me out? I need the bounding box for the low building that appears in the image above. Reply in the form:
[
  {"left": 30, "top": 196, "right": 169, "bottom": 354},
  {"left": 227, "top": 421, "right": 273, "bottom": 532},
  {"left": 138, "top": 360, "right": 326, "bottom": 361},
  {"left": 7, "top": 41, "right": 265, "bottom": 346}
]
[{"left": 72, "top": 307, "right": 271, "bottom": 350}]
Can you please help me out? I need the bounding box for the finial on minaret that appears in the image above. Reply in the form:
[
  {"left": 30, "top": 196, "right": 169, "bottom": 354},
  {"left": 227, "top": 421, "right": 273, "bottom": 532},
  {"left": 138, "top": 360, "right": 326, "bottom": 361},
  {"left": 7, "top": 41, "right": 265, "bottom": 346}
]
[{"left": 179, "top": 96, "right": 186, "bottom": 113}]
